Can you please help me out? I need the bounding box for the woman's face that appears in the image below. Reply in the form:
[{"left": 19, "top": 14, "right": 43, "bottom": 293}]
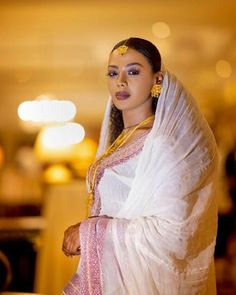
[{"left": 107, "top": 48, "right": 158, "bottom": 115}]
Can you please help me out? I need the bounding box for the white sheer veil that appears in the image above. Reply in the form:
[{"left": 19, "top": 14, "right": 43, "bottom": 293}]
[{"left": 97, "top": 71, "right": 218, "bottom": 294}]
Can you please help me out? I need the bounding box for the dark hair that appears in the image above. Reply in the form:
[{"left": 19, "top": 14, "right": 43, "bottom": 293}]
[{"left": 109, "top": 37, "right": 162, "bottom": 144}]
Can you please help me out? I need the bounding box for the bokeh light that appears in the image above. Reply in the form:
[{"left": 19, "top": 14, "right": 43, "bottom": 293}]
[
  {"left": 152, "top": 22, "right": 170, "bottom": 39},
  {"left": 18, "top": 99, "right": 76, "bottom": 123},
  {"left": 215, "top": 60, "right": 232, "bottom": 78}
]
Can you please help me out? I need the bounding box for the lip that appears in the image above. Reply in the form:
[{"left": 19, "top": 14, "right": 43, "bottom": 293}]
[{"left": 115, "top": 91, "right": 130, "bottom": 100}]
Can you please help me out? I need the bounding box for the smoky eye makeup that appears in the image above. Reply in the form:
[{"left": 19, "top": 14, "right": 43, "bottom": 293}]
[
  {"left": 106, "top": 63, "right": 142, "bottom": 77},
  {"left": 106, "top": 70, "right": 118, "bottom": 77},
  {"left": 127, "top": 68, "right": 140, "bottom": 75},
  {"left": 106, "top": 68, "right": 140, "bottom": 77}
]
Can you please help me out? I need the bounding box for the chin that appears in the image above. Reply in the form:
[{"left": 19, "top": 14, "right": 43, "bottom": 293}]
[{"left": 112, "top": 100, "right": 128, "bottom": 111}]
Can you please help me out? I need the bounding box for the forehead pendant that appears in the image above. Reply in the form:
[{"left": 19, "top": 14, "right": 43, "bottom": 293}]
[{"left": 117, "top": 44, "right": 128, "bottom": 55}]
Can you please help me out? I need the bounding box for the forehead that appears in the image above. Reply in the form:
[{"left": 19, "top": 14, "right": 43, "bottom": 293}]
[{"left": 108, "top": 48, "right": 150, "bottom": 67}]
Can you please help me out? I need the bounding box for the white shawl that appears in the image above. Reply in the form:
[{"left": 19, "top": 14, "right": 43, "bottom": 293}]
[{"left": 97, "top": 71, "right": 218, "bottom": 295}]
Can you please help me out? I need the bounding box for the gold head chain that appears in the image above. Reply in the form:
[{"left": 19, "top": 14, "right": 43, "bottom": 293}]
[{"left": 117, "top": 40, "right": 129, "bottom": 55}]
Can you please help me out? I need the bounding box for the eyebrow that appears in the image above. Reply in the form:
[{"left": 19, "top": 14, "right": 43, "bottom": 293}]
[{"left": 108, "top": 62, "right": 143, "bottom": 69}]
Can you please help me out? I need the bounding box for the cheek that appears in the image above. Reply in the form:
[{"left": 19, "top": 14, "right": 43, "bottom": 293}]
[
  {"left": 133, "top": 75, "right": 153, "bottom": 91},
  {"left": 107, "top": 80, "right": 116, "bottom": 94},
  {"left": 135, "top": 81, "right": 152, "bottom": 97}
]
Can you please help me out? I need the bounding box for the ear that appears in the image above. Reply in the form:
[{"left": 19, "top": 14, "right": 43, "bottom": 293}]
[{"left": 153, "top": 71, "right": 163, "bottom": 84}]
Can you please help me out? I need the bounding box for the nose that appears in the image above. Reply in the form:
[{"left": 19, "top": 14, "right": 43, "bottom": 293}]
[{"left": 117, "top": 73, "right": 127, "bottom": 87}]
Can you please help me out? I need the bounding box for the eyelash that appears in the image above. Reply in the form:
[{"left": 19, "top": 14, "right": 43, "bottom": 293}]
[{"left": 106, "top": 69, "right": 140, "bottom": 77}]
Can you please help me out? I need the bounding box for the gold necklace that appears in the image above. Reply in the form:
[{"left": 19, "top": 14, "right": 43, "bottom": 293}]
[
  {"left": 87, "top": 115, "right": 155, "bottom": 217},
  {"left": 123, "top": 120, "right": 149, "bottom": 130}
]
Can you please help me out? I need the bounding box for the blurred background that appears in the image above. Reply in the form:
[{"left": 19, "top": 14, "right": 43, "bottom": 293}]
[{"left": 0, "top": 0, "right": 235, "bottom": 294}]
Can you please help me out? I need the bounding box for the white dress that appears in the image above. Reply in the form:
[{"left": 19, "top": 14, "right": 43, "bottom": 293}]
[
  {"left": 63, "top": 71, "right": 218, "bottom": 295},
  {"left": 99, "top": 141, "right": 144, "bottom": 217}
]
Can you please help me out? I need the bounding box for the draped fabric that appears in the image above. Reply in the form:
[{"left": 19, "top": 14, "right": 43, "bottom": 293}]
[
  {"left": 63, "top": 133, "right": 149, "bottom": 295},
  {"left": 64, "top": 71, "right": 218, "bottom": 294},
  {"left": 63, "top": 217, "right": 109, "bottom": 295},
  {"left": 98, "top": 71, "right": 218, "bottom": 294}
]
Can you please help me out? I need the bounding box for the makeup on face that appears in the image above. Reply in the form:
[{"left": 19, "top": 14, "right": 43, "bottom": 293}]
[
  {"left": 107, "top": 62, "right": 143, "bottom": 77},
  {"left": 115, "top": 91, "right": 130, "bottom": 100},
  {"left": 107, "top": 48, "right": 156, "bottom": 117}
]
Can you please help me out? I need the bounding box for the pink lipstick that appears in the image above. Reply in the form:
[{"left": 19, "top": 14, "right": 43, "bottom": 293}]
[{"left": 115, "top": 91, "right": 130, "bottom": 100}]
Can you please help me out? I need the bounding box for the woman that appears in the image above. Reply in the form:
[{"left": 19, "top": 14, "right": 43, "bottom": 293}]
[{"left": 62, "top": 37, "right": 218, "bottom": 294}]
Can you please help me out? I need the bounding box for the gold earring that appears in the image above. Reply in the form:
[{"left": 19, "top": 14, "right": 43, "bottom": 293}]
[{"left": 151, "top": 83, "right": 162, "bottom": 98}]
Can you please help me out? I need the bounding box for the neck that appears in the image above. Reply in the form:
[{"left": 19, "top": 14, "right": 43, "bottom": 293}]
[{"left": 122, "top": 110, "right": 154, "bottom": 129}]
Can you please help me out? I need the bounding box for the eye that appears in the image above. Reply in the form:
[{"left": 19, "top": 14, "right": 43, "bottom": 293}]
[
  {"left": 106, "top": 71, "right": 118, "bottom": 78},
  {"left": 128, "top": 68, "right": 139, "bottom": 75}
]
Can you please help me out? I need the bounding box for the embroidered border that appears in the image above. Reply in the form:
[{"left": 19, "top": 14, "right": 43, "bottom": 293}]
[{"left": 89, "top": 130, "right": 149, "bottom": 216}]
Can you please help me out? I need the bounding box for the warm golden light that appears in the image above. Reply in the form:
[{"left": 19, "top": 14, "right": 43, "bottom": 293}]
[
  {"left": 152, "top": 22, "right": 170, "bottom": 39},
  {"left": 43, "top": 164, "right": 72, "bottom": 184},
  {"left": 34, "top": 127, "right": 90, "bottom": 163},
  {"left": 0, "top": 146, "right": 4, "bottom": 168},
  {"left": 215, "top": 60, "right": 232, "bottom": 78},
  {"left": 224, "top": 81, "right": 236, "bottom": 105},
  {"left": 71, "top": 138, "right": 97, "bottom": 160},
  {"left": 18, "top": 99, "right": 76, "bottom": 122},
  {"left": 41, "top": 123, "right": 85, "bottom": 149},
  {"left": 71, "top": 138, "right": 97, "bottom": 177}
]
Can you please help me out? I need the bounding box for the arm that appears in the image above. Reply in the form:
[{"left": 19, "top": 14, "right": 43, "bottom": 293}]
[{"left": 62, "top": 215, "right": 112, "bottom": 257}]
